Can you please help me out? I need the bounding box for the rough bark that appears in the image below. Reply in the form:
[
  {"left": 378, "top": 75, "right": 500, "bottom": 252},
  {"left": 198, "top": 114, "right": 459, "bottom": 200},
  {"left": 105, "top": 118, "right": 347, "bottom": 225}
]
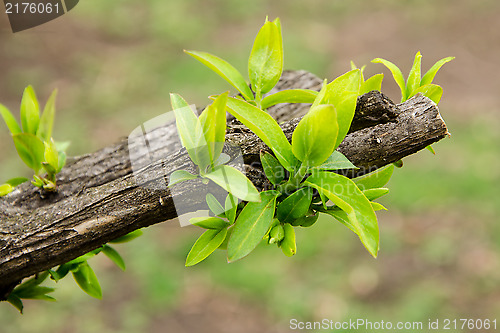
[{"left": 0, "top": 70, "right": 449, "bottom": 298}]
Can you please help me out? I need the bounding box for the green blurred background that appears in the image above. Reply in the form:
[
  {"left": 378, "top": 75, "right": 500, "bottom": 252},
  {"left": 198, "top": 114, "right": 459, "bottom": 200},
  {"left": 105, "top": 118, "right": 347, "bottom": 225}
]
[{"left": 0, "top": 0, "right": 499, "bottom": 332}]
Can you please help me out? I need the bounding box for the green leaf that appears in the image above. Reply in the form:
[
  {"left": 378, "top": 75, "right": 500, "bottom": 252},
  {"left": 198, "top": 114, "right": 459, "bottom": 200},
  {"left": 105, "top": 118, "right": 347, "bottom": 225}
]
[
  {"left": 276, "top": 187, "right": 313, "bottom": 223},
  {"left": 109, "top": 229, "right": 143, "bottom": 243},
  {"left": 426, "top": 145, "right": 436, "bottom": 155},
  {"left": 208, "top": 92, "right": 229, "bottom": 147},
  {"left": 292, "top": 213, "right": 319, "bottom": 228},
  {"left": 42, "top": 162, "right": 56, "bottom": 176},
  {"left": 185, "top": 50, "right": 254, "bottom": 101},
  {"left": 280, "top": 223, "right": 296, "bottom": 257},
  {"left": 248, "top": 18, "right": 283, "bottom": 96},
  {"left": 261, "top": 89, "right": 317, "bottom": 109},
  {"left": 44, "top": 139, "right": 59, "bottom": 171},
  {"left": 171, "top": 95, "right": 205, "bottom": 167},
  {"left": 13, "top": 271, "right": 50, "bottom": 292},
  {"left": 42, "top": 180, "right": 56, "bottom": 191},
  {"left": 363, "top": 188, "right": 389, "bottom": 201},
  {"left": 421, "top": 56, "right": 455, "bottom": 86},
  {"left": 324, "top": 69, "right": 361, "bottom": 148},
  {"left": 406, "top": 51, "right": 422, "bottom": 98},
  {"left": 6, "top": 177, "right": 29, "bottom": 187},
  {"left": 194, "top": 123, "right": 212, "bottom": 169},
  {"left": 20, "top": 85, "right": 40, "bottom": 135},
  {"left": 206, "top": 193, "right": 225, "bottom": 217},
  {"left": 168, "top": 170, "right": 198, "bottom": 187},
  {"left": 266, "top": 218, "right": 280, "bottom": 237},
  {"left": 322, "top": 208, "right": 357, "bottom": 233},
  {"left": 0, "top": 103, "right": 21, "bottom": 134},
  {"left": 304, "top": 172, "right": 379, "bottom": 257},
  {"left": 410, "top": 84, "right": 443, "bottom": 104},
  {"left": 186, "top": 228, "right": 227, "bottom": 266},
  {"left": 170, "top": 92, "right": 189, "bottom": 110},
  {"left": 361, "top": 73, "right": 384, "bottom": 94},
  {"left": 37, "top": 89, "right": 57, "bottom": 142},
  {"left": 190, "top": 216, "right": 230, "bottom": 229},
  {"left": 24, "top": 294, "right": 56, "bottom": 302},
  {"left": 310, "top": 150, "right": 357, "bottom": 171},
  {"left": 1, "top": 177, "right": 28, "bottom": 196},
  {"left": 372, "top": 58, "right": 407, "bottom": 102},
  {"left": 311, "top": 79, "right": 328, "bottom": 109},
  {"left": 8, "top": 292, "right": 28, "bottom": 311},
  {"left": 273, "top": 16, "right": 282, "bottom": 35},
  {"left": 204, "top": 165, "right": 260, "bottom": 202},
  {"left": 353, "top": 165, "right": 394, "bottom": 191},
  {"left": 227, "top": 190, "right": 279, "bottom": 262},
  {"left": 225, "top": 193, "right": 238, "bottom": 224},
  {"left": 197, "top": 92, "right": 228, "bottom": 166},
  {"left": 292, "top": 105, "right": 338, "bottom": 167},
  {"left": 12, "top": 133, "right": 45, "bottom": 172},
  {"left": 12, "top": 279, "right": 56, "bottom": 300},
  {"left": 102, "top": 245, "right": 126, "bottom": 271},
  {"left": 72, "top": 262, "right": 102, "bottom": 299},
  {"left": 170, "top": 94, "right": 198, "bottom": 149},
  {"left": 57, "top": 151, "right": 67, "bottom": 173},
  {"left": 13, "top": 286, "right": 55, "bottom": 299},
  {"left": 260, "top": 151, "right": 285, "bottom": 185},
  {"left": 31, "top": 175, "right": 44, "bottom": 188},
  {"left": 7, "top": 294, "right": 23, "bottom": 314},
  {"left": 371, "top": 202, "right": 387, "bottom": 211},
  {"left": 0, "top": 184, "right": 14, "bottom": 196},
  {"left": 224, "top": 97, "right": 297, "bottom": 170},
  {"left": 393, "top": 159, "right": 403, "bottom": 168}
]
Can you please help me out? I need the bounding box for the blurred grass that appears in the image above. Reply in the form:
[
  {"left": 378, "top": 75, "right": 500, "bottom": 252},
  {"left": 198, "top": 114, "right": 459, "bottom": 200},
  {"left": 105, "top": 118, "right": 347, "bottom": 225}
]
[
  {"left": 386, "top": 115, "right": 499, "bottom": 216},
  {"left": 1, "top": 0, "right": 499, "bottom": 332}
]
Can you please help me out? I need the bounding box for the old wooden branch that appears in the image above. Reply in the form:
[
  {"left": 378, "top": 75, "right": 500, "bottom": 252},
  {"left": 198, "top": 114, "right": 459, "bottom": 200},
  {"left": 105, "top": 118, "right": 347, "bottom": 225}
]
[{"left": 0, "top": 70, "right": 449, "bottom": 298}]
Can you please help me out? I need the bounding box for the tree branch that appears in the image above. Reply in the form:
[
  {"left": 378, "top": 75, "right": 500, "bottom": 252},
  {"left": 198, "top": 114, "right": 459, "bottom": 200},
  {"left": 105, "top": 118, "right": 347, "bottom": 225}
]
[{"left": 0, "top": 70, "right": 449, "bottom": 298}]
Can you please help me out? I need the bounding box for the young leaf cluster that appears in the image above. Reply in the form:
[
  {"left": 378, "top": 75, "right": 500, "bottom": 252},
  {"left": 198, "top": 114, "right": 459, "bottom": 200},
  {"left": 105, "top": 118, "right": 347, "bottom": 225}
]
[
  {"left": 372, "top": 52, "right": 454, "bottom": 104},
  {"left": 7, "top": 229, "right": 143, "bottom": 313},
  {"left": 0, "top": 86, "right": 69, "bottom": 195},
  {"left": 1, "top": 87, "right": 146, "bottom": 313},
  {"left": 169, "top": 17, "right": 442, "bottom": 266},
  {"left": 372, "top": 52, "right": 453, "bottom": 155},
  {"left": 169, "top": 92, "right": 260, "bottom": 202}
]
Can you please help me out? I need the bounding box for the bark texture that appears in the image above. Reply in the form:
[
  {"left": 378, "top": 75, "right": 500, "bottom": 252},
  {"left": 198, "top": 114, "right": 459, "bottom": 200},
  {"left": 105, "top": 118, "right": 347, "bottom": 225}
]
[{"left": 0, "top": 70, "right": 449, "bottom": 298}]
